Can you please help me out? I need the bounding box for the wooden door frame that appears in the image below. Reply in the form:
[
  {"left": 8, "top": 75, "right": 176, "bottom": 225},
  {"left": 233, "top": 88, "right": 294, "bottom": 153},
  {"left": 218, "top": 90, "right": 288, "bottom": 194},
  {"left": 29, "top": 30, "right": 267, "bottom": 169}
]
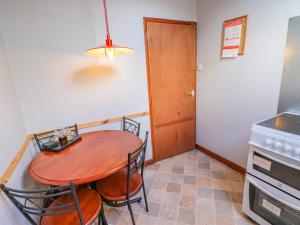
[{"left": 143, "top": 17, "right": 197, "bottom": 164}]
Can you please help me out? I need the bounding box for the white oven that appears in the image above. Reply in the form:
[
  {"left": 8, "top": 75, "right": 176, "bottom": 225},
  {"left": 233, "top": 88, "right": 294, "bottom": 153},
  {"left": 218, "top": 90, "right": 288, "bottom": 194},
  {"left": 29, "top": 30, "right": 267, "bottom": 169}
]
[
  {"left": 247, "top": 145, "right": 300, "bottom": 199},
  {"left": 242, "top": 174, "right": 300, "bottom": 225},
  {"left": 243, "top": 113, "right": 300, "bottom": 224}
]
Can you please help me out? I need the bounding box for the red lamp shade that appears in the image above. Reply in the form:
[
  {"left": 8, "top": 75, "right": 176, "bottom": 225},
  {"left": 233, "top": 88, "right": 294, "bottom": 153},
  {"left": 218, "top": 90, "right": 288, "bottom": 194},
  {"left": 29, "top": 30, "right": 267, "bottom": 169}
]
[
  {"left": 84, "top": 36, "right": 134, "bottom": 59},
  {"left": 84, "top": 0, "right": 133, "bottom": 59}
]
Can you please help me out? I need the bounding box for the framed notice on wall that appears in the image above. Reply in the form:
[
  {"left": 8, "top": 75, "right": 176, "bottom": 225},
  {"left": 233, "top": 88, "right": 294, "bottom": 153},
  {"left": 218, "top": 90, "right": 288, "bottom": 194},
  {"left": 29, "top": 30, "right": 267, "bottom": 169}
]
[{"left": 221, "top": 15, "right": 247, "bottom": 58}]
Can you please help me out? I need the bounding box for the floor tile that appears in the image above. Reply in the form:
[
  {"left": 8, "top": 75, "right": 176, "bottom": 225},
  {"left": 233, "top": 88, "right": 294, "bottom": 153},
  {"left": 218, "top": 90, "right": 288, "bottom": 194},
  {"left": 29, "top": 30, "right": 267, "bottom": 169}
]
[
  {"left": 98, "top": 150, "right": 253, "bottom": 225},
  {"left": 105, "top": 207, "right": 123, "bottom": 224},
  {"left": 198, "top": 169, "right": 211, "bottom": 178},
  {"left": 177, "top": 208, "right": 195, "bottom": 225},
  {"left": 117, "top": 211, "right": 139, "bottom": 225},
  {"left": 215, "top": 215, "right": 235, "bottom": 225},
  {"left": 152, "top": 179, "right": 168, "bottom": 190},
  {"left": 163, "top": 192, "right": 180, "bottom": 206},
  {"left": 185, "top": 160, "right": 198, "bottom": 169},
  {"left": 231, "top": 192, "right": 243, "bottom": 204},
  {"left": 198, "top": 187, "right": 213, "bottom": 199},
  {"left": 159, "top": 163, "right": 173, "bottom": 173},
  {"left": 214, "top": 201, "right": 234, "bottom": 217},
  {"left": 155, "top": 172, "right": 171, "bottom": 181},
  {"left": 195, "top": 214, "right": 215, "bottom": 225},
  {"left": 148, "top": 189, "right": 165, "bottom": 203},
  {"left": 160, "top": 205, "right": 178, "bottom": 221},
  {"left": 235, "top": 217, "right": 255, "bottom": 225},
  {"left": 166, "top": 182, "right": 181, "bottom": 193},
  {"left": 198, "top": 177, "right": 212, "bottom": 188},
  {"left": 226, "top": 180, "right": 243, "bottom": 193},
  {"left": 183, "top": 175, "right": 197, "bottom": 185},
  {"left": 182, "top": 184, "right": 197, "bottom": 197},
  {"left": 197, "top": 198, "right": 214, "bottom": 215},
  {"left": 142, "top": 201, "right": 161, "bottom": 217},
  {"left": 210, "top": 162, "right": 226, "bottom": 172},
  {"left": 147, "top": 163, "right": 160, "bottom": 171},
  {"left": 198, "top": 162, "right": 210, "bottom": 170},
  {"left": 180, "top": 195, "right": 196, "bottom": 209},
  {"left": 187, "top": 154, "right": 198, "bottom": 161},
  {"left": 212, "top": 178, "right": 227, "bottom": 191},
  {"left": 170, "top": 174, "right": 184, "bottom": 183},
  {"left": 174, "top": 160, "right": 186, "bottom": 167},
  {"left": 213, "top": 190, "right": 231, "bottom": 202},
  {"left": 172, "top": 166, "right": 185, "bottom": 174},
  {"left": 211, "top": 171, "right": 226, "bottom": 180},
  {"left": 135, "top": 214, "right": 155, "bottom": 225}
]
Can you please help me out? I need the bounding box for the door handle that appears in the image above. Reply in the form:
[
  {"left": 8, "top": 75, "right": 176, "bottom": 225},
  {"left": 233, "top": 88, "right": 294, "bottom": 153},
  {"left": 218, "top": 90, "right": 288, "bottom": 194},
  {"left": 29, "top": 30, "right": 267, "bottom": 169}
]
[{"left": 187, "top": 90, "right": 195, "bottom": 97}]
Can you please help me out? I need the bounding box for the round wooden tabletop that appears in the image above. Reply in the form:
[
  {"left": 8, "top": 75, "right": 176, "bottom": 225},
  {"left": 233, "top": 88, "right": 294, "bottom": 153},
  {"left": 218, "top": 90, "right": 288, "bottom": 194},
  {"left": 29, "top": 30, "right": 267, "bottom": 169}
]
[{"left": 28, "top": 130, "right": 142, "bottom": 186}]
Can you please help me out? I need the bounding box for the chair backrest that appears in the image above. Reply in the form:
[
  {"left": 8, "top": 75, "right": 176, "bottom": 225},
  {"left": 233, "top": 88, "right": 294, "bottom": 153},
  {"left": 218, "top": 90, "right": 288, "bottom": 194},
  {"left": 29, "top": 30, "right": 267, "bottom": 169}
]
[
  {"left": 122, "top": 117, "right": 140, "bottom": 136},
  {"left": 0, "top": 182, "right": 84, "bottom": 225},
  {"left": 34, "top": 124, "right": 79, "bottom": 151},
  {"left": 126, "top": 132, "right": 148, "bottom": 198}
]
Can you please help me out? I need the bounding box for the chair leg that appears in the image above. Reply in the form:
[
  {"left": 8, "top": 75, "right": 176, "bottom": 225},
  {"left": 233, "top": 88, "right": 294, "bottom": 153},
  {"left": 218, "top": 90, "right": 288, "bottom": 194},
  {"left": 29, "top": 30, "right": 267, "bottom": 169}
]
[
  {"left": 127, "top": 200, "right": 136, "bottom": 225},
  {"left": 142, "top": 182, "right": 149, "bottom": 212},
  {"left": 98, "top": 212, "right": 101, "bottom": 225},
  {"left": 100, "top": 204, "right": 108, "bottom": 225}
]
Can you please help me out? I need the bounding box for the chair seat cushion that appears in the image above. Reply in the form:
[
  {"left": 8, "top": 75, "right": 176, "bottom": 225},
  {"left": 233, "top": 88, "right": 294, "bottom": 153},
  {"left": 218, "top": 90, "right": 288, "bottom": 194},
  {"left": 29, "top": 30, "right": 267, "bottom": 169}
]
[
  {"left": 41, "top": 188, "right": 101, "bottom": 225},
  {"left": 96, "top": 168, "right": 143, "bottom": 201}
]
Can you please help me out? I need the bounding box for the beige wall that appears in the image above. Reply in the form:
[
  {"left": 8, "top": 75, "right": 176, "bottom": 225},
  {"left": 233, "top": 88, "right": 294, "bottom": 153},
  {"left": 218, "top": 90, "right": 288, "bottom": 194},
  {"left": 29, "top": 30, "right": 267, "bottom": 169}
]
[
  {"left": 196, "top": 0, "right": 300, "bottom": 167},
  {"left": 0, "top": 0, "right": 198, "bottom": 162},
  {"left": 0, "top": 28, "right": 34, "bottom": 225},
  {"left": 0, "top": 1, "right": 197, "bottom": 224}
]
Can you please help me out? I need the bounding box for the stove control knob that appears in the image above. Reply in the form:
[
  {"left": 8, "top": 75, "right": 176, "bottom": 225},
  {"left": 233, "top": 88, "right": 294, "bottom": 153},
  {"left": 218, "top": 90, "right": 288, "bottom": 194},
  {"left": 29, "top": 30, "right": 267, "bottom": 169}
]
[
  {"left": 274, "top": 141, "right": 282, "bottom": 149},
  {"left": 284, "top": 144, "right": 292, "bottom": 153},
  {"left": 266, "top": 139, "right": 273, "bottom": 146}
]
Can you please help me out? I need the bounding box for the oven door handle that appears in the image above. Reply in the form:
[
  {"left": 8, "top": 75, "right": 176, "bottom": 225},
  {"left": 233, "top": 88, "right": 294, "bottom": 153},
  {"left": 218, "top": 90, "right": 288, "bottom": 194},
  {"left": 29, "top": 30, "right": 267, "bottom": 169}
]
[
  {"left": 249, "top": 142, "right": 300, "bottom": 171},
  {"left": 247, "top": 175, "right": 300, "bottom": 212}
]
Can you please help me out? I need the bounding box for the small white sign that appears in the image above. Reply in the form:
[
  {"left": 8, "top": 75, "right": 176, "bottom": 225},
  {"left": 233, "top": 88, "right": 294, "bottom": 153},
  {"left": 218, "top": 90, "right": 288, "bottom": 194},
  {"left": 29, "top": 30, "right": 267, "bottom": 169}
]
[
  {"left": 222, "top": 49, "right": 239, "bottom": 58},
  {"left": 262, "top": 199, "right": 281, "bottom": 217},
  {"left": 253, "top": 155, "right": 272, "bottom": 171}
]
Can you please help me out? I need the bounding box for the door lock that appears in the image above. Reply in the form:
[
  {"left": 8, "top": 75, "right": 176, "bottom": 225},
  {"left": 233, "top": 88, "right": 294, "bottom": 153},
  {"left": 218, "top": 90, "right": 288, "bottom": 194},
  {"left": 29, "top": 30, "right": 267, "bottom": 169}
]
[{"left": 187, "top": 90, "right": 195, "bottom": 97}]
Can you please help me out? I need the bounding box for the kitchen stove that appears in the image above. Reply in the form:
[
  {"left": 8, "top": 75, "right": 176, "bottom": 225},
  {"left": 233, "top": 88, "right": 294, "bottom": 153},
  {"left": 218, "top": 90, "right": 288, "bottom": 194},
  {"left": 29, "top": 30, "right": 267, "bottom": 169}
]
[
  {"left": 242, "top": 112, "right": 300, "bottom": 225},
  {"left": 249, "top": 112, "right": 300, "bottom": 160}
]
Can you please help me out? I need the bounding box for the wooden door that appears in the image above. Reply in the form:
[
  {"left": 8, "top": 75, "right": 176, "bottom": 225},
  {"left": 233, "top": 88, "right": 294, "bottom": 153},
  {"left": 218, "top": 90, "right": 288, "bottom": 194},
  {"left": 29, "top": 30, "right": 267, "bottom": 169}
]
[{"left": 144, "top": 18, "right": 196, "bottom": 161}]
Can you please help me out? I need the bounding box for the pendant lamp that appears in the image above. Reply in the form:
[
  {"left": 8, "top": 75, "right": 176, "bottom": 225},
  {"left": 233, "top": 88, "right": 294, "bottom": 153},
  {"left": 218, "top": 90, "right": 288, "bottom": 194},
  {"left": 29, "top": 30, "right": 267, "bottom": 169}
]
[{"left": 84, "top": 0, "right": 134, "bottom": 59}]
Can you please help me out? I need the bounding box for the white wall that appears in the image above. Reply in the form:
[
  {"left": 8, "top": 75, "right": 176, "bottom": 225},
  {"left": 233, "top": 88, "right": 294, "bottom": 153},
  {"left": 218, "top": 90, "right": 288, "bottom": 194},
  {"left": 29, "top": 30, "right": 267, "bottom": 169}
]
[
  {"left": 0, "top": 0, "right": 197, "bottom": 161},
  {"left": 0, "top": 1, "right": 196, "bottom": 223},
  {"left": 196, "top": 0, "right": 300, "bottom": 167},
  {"left": 0, "top": 28, "right": 36, "bottom": 225}
]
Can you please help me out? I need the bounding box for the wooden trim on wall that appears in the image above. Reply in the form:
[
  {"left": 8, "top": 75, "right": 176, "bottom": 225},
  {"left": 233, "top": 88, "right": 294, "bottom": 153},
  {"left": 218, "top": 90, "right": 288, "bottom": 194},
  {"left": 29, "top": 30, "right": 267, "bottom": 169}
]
[
  {"left": 0, "top": 111, "right": 150, "bottom": 185},
  {"left": 195, "top": 144, "right": 246, "bottom": 174},
  {"left": 0, "top": 135, "right": 32, "bottom": 184}
]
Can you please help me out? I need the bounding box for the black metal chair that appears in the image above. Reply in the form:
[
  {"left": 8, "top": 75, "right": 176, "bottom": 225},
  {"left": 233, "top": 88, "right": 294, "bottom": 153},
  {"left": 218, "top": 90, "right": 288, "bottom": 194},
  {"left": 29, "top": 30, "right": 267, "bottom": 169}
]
[
  {"left": 0, "top": 182, "right": 107, "bottom": 225},
  {"left": 122, "top": 117, "right": 140, "bottom": 136},
  {"left": 34, "top": 124, "right": 79, "bottom": 151},
  {"left": 96, "top": 132, "right": 149, "bottom": 225}
]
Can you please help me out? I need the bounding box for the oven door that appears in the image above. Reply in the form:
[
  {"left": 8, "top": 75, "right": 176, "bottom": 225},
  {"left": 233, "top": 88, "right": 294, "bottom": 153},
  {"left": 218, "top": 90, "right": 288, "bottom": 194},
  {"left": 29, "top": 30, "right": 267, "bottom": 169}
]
[
  {"left": 243, "top": 174, "right": 300, "bottom": 225},
  {"left": 247, "top": 145, "right": 300, "bottom": 199}
]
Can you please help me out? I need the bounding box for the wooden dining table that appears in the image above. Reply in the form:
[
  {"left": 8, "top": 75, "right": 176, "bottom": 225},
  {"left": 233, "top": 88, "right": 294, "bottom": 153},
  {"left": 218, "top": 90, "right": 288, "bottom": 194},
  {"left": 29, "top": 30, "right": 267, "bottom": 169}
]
[{"left": 28, "top": 130, "right": 142, "bottom": 186}]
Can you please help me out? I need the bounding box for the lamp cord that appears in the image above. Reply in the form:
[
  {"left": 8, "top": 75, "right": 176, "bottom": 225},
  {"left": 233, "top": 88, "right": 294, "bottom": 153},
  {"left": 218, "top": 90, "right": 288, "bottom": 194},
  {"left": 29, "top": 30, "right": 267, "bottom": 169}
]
[{"left": 103, "top": 0, "right": 110, "bottom": 38}]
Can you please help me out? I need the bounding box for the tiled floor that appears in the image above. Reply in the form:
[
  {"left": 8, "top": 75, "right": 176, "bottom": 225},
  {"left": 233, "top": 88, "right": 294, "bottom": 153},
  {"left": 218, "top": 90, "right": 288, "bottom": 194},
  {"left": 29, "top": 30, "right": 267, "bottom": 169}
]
[{"left": 101, "top": 150, "right": 255, "bottom": 225}]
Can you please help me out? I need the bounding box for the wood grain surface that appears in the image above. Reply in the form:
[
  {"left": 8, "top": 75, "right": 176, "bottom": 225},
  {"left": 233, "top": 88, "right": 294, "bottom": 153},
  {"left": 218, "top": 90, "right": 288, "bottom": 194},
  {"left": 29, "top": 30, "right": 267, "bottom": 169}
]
[{"left": 28, "top": 130, "right": 142, "bottom": 186}]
